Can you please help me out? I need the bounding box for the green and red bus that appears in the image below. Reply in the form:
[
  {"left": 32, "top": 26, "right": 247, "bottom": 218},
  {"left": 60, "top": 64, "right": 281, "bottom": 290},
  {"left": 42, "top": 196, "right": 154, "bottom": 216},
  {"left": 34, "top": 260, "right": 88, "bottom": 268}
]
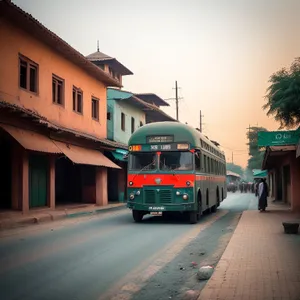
[{"left": 126, "top": 122, "right": 227, "bottom": 223}]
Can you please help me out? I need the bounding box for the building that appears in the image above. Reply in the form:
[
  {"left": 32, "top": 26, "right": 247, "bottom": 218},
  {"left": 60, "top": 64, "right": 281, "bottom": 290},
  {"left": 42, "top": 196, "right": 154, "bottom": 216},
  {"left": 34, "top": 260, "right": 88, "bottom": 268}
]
[
  {"left": 258, "top": 129, "right": 300, "bottom": 212},
  {"left": 85, "top": 45, "right": 135, "bottom": 203},
  {"left": 86, "top": 45, "right": 133, "bottom": 87},
  {"left": 104, "top": 88, "right": 177, "bottom": 201},
  {"left": 226, "top": 171, "right": 241, "bottom": 184},
  {"left": 0, "top": 0, "right": 126, "bottom": 213}
]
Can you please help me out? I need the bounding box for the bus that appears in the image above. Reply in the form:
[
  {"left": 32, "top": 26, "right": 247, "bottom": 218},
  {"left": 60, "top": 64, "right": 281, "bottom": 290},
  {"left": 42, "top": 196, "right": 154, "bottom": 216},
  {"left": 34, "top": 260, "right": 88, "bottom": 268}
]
[{"left": 126, "top": 121, "right": 227, "bottom": 223}]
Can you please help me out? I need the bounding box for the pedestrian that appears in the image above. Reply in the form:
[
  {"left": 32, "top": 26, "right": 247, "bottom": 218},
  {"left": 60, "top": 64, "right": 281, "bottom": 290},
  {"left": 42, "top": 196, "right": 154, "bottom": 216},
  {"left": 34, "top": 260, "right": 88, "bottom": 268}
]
[
  {"left": 255, "top": 181, "right": 259, "bottom": 197},
  {"left": 258, "top": 178, "right": 269, "bottom": 212}
]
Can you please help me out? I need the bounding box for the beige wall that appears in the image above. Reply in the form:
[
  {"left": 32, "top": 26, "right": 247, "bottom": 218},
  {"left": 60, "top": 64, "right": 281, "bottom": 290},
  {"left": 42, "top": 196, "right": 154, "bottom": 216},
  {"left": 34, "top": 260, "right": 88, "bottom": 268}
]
[{"left": 0, "top": 19, "right": 107, "bottom": 139}]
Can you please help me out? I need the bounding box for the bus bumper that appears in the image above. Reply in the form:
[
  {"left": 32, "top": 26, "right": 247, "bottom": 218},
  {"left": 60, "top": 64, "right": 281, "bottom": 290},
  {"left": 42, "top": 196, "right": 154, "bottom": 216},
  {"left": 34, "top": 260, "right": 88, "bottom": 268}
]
[{"left": 127, "top": 201, "right": 196, "bottom": 212}]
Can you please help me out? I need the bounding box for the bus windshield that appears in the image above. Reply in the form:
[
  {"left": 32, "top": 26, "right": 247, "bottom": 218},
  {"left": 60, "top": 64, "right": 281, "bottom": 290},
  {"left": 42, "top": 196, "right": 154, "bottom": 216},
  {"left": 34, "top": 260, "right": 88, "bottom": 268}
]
[
  {"left": 160, "top": 151, "right": 193, "bottom": 171},
  {"left": 129, "top": 152, "right": 157, "bottom": 171}
]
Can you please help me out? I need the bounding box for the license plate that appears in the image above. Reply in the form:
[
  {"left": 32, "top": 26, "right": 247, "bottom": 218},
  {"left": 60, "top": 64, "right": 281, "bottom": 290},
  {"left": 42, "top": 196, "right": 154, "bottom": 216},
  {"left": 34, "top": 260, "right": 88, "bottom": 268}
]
[
  {"left": 150, "top": 212, "right": 163, "bottom": 216},
  {"left": 149, "top": 206, "right": 165, "bottom": 211}
]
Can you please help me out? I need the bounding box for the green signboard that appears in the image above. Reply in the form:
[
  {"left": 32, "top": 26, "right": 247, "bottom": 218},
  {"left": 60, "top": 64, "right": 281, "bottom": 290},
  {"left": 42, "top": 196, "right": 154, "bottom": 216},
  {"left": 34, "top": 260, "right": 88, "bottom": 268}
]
[{"left": 258, "top": 130, "right": 300, "bottom": 147}]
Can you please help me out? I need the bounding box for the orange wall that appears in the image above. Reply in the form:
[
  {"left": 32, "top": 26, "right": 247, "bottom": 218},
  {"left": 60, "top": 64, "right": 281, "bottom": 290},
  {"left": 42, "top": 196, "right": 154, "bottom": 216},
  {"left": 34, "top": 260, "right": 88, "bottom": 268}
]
[{"left": 0, "top": 19, "right": 107, "bottom": 139}]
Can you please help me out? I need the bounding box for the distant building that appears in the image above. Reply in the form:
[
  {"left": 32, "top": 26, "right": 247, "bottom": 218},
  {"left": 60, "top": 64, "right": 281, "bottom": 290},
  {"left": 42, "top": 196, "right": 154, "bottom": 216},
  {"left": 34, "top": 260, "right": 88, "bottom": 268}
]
[
  {"left": 226, "top": 171, "right": 241, "bottom": 184},
  {"left": 104, "top": 88, "right": 177, "bottom": 201},
  {"left": 107, "top": 88, "right": 177, "bottom": 145}
]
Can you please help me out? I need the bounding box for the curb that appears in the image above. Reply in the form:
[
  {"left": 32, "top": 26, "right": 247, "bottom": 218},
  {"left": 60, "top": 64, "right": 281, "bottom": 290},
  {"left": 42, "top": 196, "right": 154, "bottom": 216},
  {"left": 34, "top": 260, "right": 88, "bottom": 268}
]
[{"left": 0, "top": 204, "right": 127, "bottom": 231}]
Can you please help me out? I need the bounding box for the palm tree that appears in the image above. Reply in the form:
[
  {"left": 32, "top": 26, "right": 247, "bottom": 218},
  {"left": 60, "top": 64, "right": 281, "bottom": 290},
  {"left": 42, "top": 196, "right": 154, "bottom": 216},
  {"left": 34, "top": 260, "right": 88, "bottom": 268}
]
[{"left": 264, "top": 57, "right": 300, "bottom": 129}]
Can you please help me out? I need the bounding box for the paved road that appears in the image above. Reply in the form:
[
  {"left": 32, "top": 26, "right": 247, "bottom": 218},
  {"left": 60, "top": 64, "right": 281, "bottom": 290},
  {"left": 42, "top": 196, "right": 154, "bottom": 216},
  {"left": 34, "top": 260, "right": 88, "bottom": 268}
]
[{"left": 0, "top": 192, "right": 257, "bottom": 300}]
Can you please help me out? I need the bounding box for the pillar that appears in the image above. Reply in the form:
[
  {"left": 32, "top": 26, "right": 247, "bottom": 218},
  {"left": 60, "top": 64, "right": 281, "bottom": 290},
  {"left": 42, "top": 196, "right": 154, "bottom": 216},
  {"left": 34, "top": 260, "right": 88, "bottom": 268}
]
[
  {"left": 96, "top": 167, "right": 108, "bottom": 206},
  {"left": 290, "top": 156, "right": 300, "bottom": 212},
  {"left": 11, "top": 142, "right": 20, "bottom": 210},
  {"left": 22, "top": 149, "right": 29, "bottom": 213},
  {"left": 118, "top": 163, "right": 125, "bottom": 201},
  {"left": 48, "top": 156, "right": 55, "bottom": 209}
]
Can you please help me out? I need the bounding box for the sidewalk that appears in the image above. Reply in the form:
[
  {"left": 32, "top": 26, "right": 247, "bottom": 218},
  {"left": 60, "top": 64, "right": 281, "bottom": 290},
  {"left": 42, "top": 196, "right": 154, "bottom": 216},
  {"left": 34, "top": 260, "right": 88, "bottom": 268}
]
[
  {"left": 198, "top": 204, "right": 300, "bottom": 300},
  {"left": 0, "top": 202, "right": 126, "bottom": 230}
]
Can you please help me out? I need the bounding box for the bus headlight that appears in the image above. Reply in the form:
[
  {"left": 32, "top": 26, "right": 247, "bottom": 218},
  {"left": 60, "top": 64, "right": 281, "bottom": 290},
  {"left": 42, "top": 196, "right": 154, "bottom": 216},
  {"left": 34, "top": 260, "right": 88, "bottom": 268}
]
[
  {"left": 129, "top": 181, "right": 133, "bottom": 186},
  {"left": 182, "top": 194, "right": 188, "bottom": 200},
  {"left": 176, "top": 191, "right": 181, "bottom": 196},
  {"left": 186, "top": 181, "right": 191, "bottom": 186},
  {"left": 129, "top": 193, "right": 135, "bottom": 200},
  {"left": 136, "top": 190, "right": 140, "bottom": 196}
]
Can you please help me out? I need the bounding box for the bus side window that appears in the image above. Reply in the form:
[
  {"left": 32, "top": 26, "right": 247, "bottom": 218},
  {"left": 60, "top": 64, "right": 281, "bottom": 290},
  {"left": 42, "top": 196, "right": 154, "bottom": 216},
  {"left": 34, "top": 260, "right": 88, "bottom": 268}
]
[
  {"left": 195, "top": 152, "right": 201, "bottom": 171},
  {"left": 204, "top": 155, "right": 207, "bottom": 172}
]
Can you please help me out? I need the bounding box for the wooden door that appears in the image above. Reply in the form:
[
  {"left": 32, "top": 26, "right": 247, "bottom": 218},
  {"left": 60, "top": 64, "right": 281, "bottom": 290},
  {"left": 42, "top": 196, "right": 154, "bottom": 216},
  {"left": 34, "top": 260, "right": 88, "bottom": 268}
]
[{"left": 29, "top": 154, "right": 48, "bottom": 208}]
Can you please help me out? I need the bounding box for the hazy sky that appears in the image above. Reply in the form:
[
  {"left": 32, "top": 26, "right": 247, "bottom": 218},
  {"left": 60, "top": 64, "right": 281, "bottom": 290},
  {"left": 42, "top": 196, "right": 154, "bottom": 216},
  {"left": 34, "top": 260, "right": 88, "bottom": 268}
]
[{"left": 13, "top": 0, "right": 300, "bottom": 168}]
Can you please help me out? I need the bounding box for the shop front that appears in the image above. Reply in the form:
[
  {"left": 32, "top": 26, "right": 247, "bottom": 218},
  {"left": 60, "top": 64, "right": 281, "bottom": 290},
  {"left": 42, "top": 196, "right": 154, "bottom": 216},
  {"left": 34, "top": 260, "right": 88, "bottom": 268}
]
[{"left": 259, "top": 129, "right": 300, "bottom": 211}]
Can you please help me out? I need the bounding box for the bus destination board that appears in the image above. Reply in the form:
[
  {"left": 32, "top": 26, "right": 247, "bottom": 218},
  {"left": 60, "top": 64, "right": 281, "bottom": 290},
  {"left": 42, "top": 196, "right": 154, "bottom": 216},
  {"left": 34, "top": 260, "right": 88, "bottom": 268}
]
[
  {"left": 142, "top": 143, "right": 190, "bottom": 151},
  {"left": 146, "top": 135, "right": 174, "bottom": 143}
]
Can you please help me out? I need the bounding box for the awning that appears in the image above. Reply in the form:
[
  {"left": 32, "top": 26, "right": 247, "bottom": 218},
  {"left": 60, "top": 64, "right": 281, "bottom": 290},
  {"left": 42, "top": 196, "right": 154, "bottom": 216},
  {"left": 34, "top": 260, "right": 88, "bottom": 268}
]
[
  {"left": 253, "top": 169, "right": 267, "bottom": 179},
  {"left": 0, "top": 123, "right": 61, "bottom": 153},
  {"left": 226, "top": 170, "right": 241, "bottom": 178},
  {"left": 53, "top": 140, "right": 121, "bottom": 169},
  {"left": 111, "top": 149, "right": 128, "bottom": 161}
]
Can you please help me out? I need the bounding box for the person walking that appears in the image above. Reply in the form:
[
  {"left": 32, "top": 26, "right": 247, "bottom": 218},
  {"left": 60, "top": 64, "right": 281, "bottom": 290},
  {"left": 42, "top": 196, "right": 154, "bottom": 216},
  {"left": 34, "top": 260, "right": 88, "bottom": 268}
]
[{"left": 258, "top": 178, "right": 269, "bottom": 212}]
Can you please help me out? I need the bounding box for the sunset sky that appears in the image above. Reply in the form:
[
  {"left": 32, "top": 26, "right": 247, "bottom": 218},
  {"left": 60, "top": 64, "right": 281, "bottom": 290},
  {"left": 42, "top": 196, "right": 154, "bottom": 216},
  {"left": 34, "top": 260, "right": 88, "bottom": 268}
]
[{"left": 13, "top": 0, "right": 300, "bottom": 168}]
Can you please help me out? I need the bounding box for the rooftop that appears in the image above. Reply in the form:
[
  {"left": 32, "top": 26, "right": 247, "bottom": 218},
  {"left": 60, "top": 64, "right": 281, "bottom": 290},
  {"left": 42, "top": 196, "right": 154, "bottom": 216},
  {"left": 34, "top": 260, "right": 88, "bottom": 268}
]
[
  {"left": 86, "top": 47, "right": 133, "bottom": 76},
  {"left": 134, "top": 93, "right": 169, "bottom": 107},
  {"left": 0, "top": 100, "right": 128, "bottom": 150},
  {"left": 0, "top": 0, "right": 120, "bottom": 87},
  {"left": 107, "top": 88, "right": 176, "bottom": 122}
]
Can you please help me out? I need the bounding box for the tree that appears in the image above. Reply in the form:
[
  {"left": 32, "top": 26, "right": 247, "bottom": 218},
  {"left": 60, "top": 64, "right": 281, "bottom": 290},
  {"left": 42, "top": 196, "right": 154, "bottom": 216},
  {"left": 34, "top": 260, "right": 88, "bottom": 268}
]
[
  {"left": 264, "top": 57, "right": 300, "bottom": 129},
  {"left": 246, "top": 126, "right": 268, "bottom": 170},
  {"left": 243, "top": 168, "right": 254, "bottom": 182},
  {"left": 226, "top": 163, "right": 244, "bottom": 177}
]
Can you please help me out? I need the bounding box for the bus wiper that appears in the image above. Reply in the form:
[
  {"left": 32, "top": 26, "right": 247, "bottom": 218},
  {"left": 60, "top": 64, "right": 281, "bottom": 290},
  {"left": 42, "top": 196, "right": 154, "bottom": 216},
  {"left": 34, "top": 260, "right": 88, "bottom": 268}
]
[
  {"left": 132, "top": 162, "right": 155, "bottom": 181},
  {"left": 172, "top": 169, "right": 180, "bottom": 181}
]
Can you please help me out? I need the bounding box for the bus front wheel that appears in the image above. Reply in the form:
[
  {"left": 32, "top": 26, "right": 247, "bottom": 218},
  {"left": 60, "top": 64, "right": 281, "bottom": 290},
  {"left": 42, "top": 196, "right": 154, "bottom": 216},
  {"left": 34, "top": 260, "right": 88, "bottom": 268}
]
[{"left": 132, "top": 210, "right": 144, "bottom": 223}]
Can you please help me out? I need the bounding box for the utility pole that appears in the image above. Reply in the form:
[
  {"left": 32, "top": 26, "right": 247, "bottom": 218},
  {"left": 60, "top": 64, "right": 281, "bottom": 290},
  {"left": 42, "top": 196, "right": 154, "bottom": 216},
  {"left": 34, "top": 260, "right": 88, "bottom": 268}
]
[
  {"left": 247, "top": 124, "right": 251, "bottom": 153},
  {"left": 199, "top": 110, "right": 204, "bottom": 132},
  {"left": 165, "top": 81, "right": 182, "bottom": 121},
  {"left": 175, "top": 81, "right": 179, "bottom": 121}
]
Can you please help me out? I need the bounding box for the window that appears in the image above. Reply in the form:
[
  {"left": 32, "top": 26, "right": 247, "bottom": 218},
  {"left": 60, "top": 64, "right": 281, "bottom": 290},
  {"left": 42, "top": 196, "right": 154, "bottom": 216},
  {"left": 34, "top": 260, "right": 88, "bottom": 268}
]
[
  {"left": 73, "top": 87, "right": 83, "bottom": 114},
  {"left": 195, "top": 152, "right": 201, "bottom": 171},
  {"left": 91, "top": 97, "right": 99, "bottom": 121},
  {"left": 107, "top": 112, "right": 111, "bottom": 120},
  {"left": 109, "top": 67, "right": 115, "bottom": 78},
  {"left": 19, "top": 55, "right": 38, "bottom": 93},
  {"left": 52, "top": 75, "right": 64, "bottom": 105},
  {"left": 204, "top": 155, "right": 207, "bottom": 172},
  {"left": 160, "top": 152, "right": 193, "bottom": 171},
  {"left": 140, "top": 121, "right": 143, "bottom": 127},
  {"left": 131, "top": 117, "right": 135, "bottom": 133},
  {"left": 121, "top": 112, "right": 125, "bottom": 131},
  {"left": 129, "top": 152, "right": 157, "bottom": 171}
]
